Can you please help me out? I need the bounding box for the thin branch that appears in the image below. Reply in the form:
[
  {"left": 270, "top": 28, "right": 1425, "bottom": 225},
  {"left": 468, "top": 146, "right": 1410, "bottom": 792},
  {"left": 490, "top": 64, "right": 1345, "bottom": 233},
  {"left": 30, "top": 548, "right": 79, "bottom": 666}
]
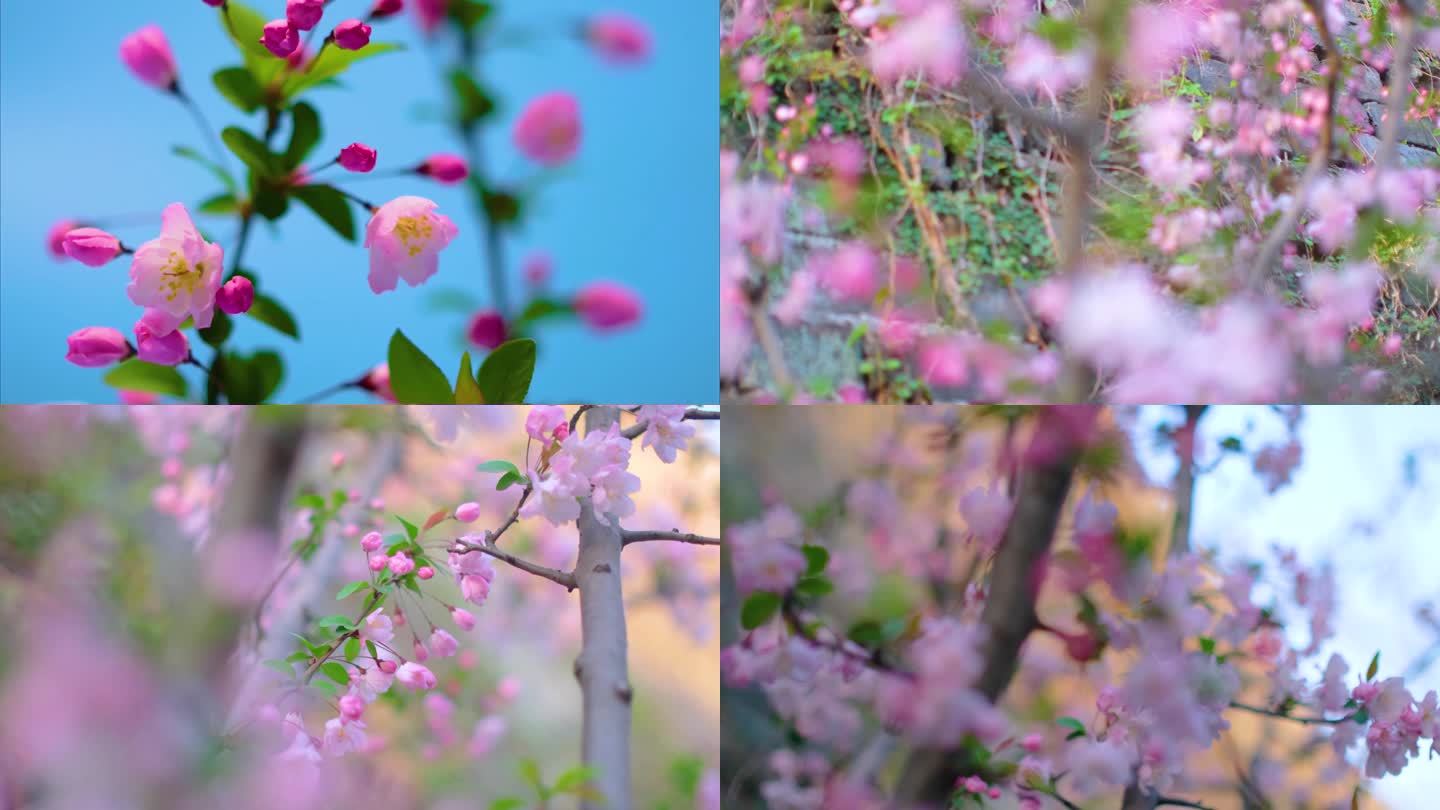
[
  {"left": 780, "top": 596, "right": 911, "bottom": 677},
  {"left": 450, "top": 534, "right": 576, "bottom": 590},
  {"left": 621, "top": 529, "right": 720, "bottom": 547},
  {"left": 1156, "top": 798, "right": 1217, "bottom": 810},
  {"left": 1228, "top": 701, "right": 1359, "bottom": 725},
  {"left": 620, "top": 407, "right": 721, "bottom": 439}
]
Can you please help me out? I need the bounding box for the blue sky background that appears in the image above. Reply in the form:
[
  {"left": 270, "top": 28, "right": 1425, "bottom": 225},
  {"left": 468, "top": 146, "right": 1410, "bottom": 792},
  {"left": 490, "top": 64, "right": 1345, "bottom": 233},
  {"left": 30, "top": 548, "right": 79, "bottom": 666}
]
[
  {"left": 0, "top": 0, "right": 717, "bottom": 403},
  {"left": 1133, "top": 406, "right": 1440, "bottom": 809}
]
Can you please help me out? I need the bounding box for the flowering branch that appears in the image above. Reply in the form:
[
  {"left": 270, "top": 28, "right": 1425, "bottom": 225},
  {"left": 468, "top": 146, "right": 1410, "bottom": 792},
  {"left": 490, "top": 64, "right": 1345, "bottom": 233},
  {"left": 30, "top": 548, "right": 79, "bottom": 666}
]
[
  {"left": 1227, "top": 701, "right": 1360, "bottom": 726},
  {"left": 619, "top": 407, "right": 720, "bottom": 440},
  {"left": 450, "top": 532, "right": 575, "bottom": 591},
  {"left": 620, "top": 529, "right": 720, "bottom": 547}
]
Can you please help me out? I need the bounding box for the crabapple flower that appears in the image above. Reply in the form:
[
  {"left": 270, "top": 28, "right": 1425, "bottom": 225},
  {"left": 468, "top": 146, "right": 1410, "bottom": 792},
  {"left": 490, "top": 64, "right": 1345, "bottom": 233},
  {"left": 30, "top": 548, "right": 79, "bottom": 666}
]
[
  {"left": 417, "top": 566, "right": 434, "bottom": 579},
  {"left": 364, "top": 196, "right": 459, "bottom": 294},
  {"left": 454, "top": 502, "right": 482, "bottom": 523},
  {"left": 338, "top": 694, "right": 364, "bottom": 722},
  {"left": 388, "top": 552, "right": 415, "bottom": 575},
  {"left": 451, "top": 548, "right": 497, "bottom": 606},
  {"left": 417, "top": 153, "right": 468, "bottom": 183},
  {"left": 47, "top": 219, "right": 79, "bottom": 259},
  {"left": 333, "top": 20, "right": 372, "bottom": 50},
  {"left": 586, "top": 14, "right": 651, "bottom": 64},
  {"left": 525, "top": 405, "right": 567, "bottom": 443},
  {"left": 466, "top": 309, "right": 507, "bottom": 349},
  {"left": 215, "top": 276, "right": 254, "bottom": 315},
  {"left": 360, "top": 610, "right": 394, "bottom": 645},
  {"left": 261, "top": 20, "right": 300, "bottom": 58},
  {"left": 959, "top": 486, "right": 1014, "bottom": 552},
  {"left": 323, "top": 716, "right": 367, "bottom": 755},
  {"left": 636, "top": 405, "right": 696, "bottom": 463},
  {"left": 286, "top": 0, "right": 325, "bottom": 31},
  {"left": 814, "top": 241, "right": 879, "bottom": 303},
  {"left": 134, "top": 311, "right": 190, "bottom": 366},
  {"left": 62, "top": 228, "right": 122, "bottom": 267},
  {"left": 395, "top": 661, "right": 437, "bottom": 690},
  {"left": 360, "top": 364, "right": 395, "bottom": 401},
  {"left": 573, "top": 281, "right": 642, "bottom": 331},
  {"left": 513, "top": 92, "right": 582, "bottom": 166},
  {"left": 65, "top": 327, "right": 131, "bottom": 368},
  {"left": 360, "top": 531, "right": 383, "bottom": 552},
  {"left": 867, "top": 0, "right": 965, "bottom": 86},
  {"left": 727, "top": 505, "right": 806, "bottom": 593},
  {"left": 338, "top": 142, "right": 377, "bottom": 172},
  {"left": 429, "top": 628, "right": 459, "bottom": 658},
  {"left": 120, "top": 25, "right": 178, "bottom": 90},
  {"left": 451, "top": 607, "right": 476, "bottom": 631},
  {"left": 127, "top": 203, "right": 224, "bottom": 329}
]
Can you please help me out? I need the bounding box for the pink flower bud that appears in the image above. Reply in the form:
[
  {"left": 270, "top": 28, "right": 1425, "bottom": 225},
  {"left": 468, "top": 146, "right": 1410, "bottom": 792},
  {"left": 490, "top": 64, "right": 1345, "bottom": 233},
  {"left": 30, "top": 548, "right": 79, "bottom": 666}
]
[
  {"left": 203, "top": 0, "right": 225, "bottom": 6},
  {"left": 260, "top": 20, "right": 300, "bottom": 57},
  {"left": 466, "top": 310, "right": 507, "bottom": 350},
  {"left": 450, "top": 607, "right": 476, "bottom": 631},
  {"left": 573, "top": 281, "right": 642, "bottom": 331},
  {"left": 62, "top": 228, "right": 122, "bottom": 267},
  {"left": 339, "top": 142, "right": 377, "bottom": 172},
  {"left": 360, "top": 364, "right": 395, "bottom": 402},
  {"left": 377, "top": 659, "right": 398, "bottom": 674},
  {"left": 333, "top": 19, "right": 372, "bottom": 50},
  {"left": 388, "top": 552, "right": 415, "bottom": 575},
  {"left": 370, "top": 0, "right": 404, "bottom": 18},
  {"left": 416, "top": 566, "right": 434, "bottom": 580},
  {"left": 216, "top": 276, "right": 255, "bottom": 315},
  {"left": 522, "top": 253, "right": 551, "bottom": 286},
  {"left": 360, "top": 531, "right": 383, "bottom": 552},
  {"left": 368, "top": 553, "right": 389, "bottom": 572},
  {"left": 286, "top": 0, "right": 325, "bottom": 31},
  {"left": 429, "top": 628, "right": 458, "bottom": 658},
  {"left": 338, "top": 694, "right": 364, "bottom": 721},
  {"left": 120, "top": 25, "right": 178, "bottom": 90},
  {"left": 65, "top": 327, "right": 131, "bottom": 368},
  {"left": 454, "top": 502, "right": 482, "bottom": 523},
  {"left": 513, "top": 92, "right": 582, "bottom": 166},
  {"left": 586, "top": 14, "right": 651, "bottom": 64},
  {"left": 552, "top": 422, "right": 570, "bottom": 442},
  {"left": 47, "top": 219, "right": 80, "bottom": 259},
  {"left": 134, "top": 311, "right": 190, "bottom": 366},
  {"left": 396, "top": 661, "right": 436, "bottom": 690},
  {"left": 412, "top": 638, "right": 430, "bottom": 661},
  {"left": 417, "top": 153, "right": 468, "bottom": 184}
]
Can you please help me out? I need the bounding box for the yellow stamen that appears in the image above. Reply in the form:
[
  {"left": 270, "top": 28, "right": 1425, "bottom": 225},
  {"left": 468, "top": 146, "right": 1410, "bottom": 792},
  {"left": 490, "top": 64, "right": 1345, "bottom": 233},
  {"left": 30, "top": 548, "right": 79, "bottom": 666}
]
[{"left": 393, "top": 216, "right": 434, "bottom": 258}]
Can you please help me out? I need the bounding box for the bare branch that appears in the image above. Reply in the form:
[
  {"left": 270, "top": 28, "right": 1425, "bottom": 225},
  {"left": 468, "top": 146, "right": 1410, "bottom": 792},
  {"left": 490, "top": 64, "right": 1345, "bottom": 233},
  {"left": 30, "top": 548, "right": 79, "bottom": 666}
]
[
  {"left": 621, "top": 529, "right": 721, "bottom": 547},
  {"left": 450, "top": 535, "right": 576, "bottom": 591},
  {"left": 1228, "top": 701, "right": 1359, "bottom": 725}
]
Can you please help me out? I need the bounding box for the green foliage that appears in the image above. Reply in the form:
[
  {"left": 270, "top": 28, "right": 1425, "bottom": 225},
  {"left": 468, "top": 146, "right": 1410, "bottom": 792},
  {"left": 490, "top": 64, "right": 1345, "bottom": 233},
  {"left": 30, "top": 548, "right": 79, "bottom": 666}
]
[
  {"left": 740, "top": 591, "right": 782, "bottom": 629},
  {"left": 213, "top": 66, "right": 264, "bottom": 113},
  {"left": 102, "top": 360, "right": 188, "bottom": 399},
  {"left": 222, "top": 126, "right": 279, "bottom": 178},
  {"left": 173, "top": 145, "right": 238, "bottom": 193},
  {"left": 291, "top": 184, "right": 356, "bottom": 241},
  {"left": 476, "top": 339, "right": 536, "bottom": 404},
  {"left": 218, "top": 349, "right": 283, "bottom": 403},
  {"left": 247, "top": 294, "right": 300, "bottom": 339},
  {"left": 283, "top": 102, "right": 322, "bottom": 170},
  {"left": 453, "top": 352, "right": 485, "bottom": 404},
  {"left": 387, "top": 329, "right": 455, "bottom": 404}
]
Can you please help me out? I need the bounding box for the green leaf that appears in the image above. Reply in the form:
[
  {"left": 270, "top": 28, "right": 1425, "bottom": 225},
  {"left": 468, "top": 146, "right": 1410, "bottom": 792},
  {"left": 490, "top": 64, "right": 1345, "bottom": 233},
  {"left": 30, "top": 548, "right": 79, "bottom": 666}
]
[
  {"left": 448, "top": 0, "right": 495, "bottom": 30},
  {"left": 740, "top": 592, "right": 782, "bottom": 629},
  {"left": 262, "top": 658, "right": 292, "bottom": 674},
  {"left": 284, "top": 102, "right": 322, "bottom": 169},
  {"left": 198, "top": 193, "right": 239, "bottom": 215},
  {"left": 794, "top": 575, "right": 833, "bottom": 599},
  {"left": 319, "top": 661, "right": 350, "bottom": 685},
  {"left": 247, "top": 293, "right": 300, "bottom": 339},
  {"left": 1057, "top": 716, "right": 1088, "bottom": 741},
  {"left": 199, "top": 310, "right": 233, "bottom": 347},
  {"left": 282, "top": 42, "right": 403, "bottom": 97},
  {"left": 481, "top": 189, "right": 523, "bottom": 223},
  {"left": 518, "top": 759, "right": 545, "bottom": 791},
  {"left": 454, "top": 351, "right": 485, "bottom": 404},
  {"left": 173, "top": 145, "right": 238, "bottom": 193},
  {"left": 845, "top": 321, "right": 869, "bottom": 348},
  {"left": 516, "top": 296, "right": 574, "bottom": 327},
  {"left": 311, "top": 677, "right": 338, "bottom": 697},
  {"left": 252, "top": 185, "right": 289, "bottom": 220},
  {"left": 222, "top": 127, "right": 277, "bottom": 177},
  {"left": 292, "top": 184, "right": 356, "bottom": 241},
  {"left": 449, "top": 68, "right": 496, "bottom": 127},
  {"left": 496, "top": 470, "right": 527, "bottom": 490},
  {"left": 476, "top": 338, "right": 536, "bottom": 404},
  {"left": 102, "top": 360, "right": 188, "bottom": 399},
  {"left": 335, "top": 580, "right": 370, "bottom": 600},
  {"left": 801, "top": 544, "right": 829, "bottom": 576},
  {"left": 343, "top": 636, "right": 360, "bottom": 662},
  {"left": 553, "top": 765, "right": 597, "bottom": 794},
  {"left": 1366, "top": 651, "right": 1380, "bottom": 680},
  {"left": 397, "top": 516, "right": 419, "bottom": 540},
  {"left": 1353, "top": 707, "right": 1370, "bottom": 724},
  {"left": 1198, "top": 636, "right": 1217, "bottom": 655},
  {"left": 219, "top": 349, "right": 283, "bottom": 404},
  {"left": 316, "top": 614, "right": 353, "bottom": 629},
  {"left": 848, "top": 620, "right": 884, "bottom": 648},
  {"left": 387, "top": 330, "right": 454, "bottom": 404},
  {"left": 477, "top": 459, "right": 521, "bottom": 476},
  {"left": 219, "top": 2, "right": 288, "bottom": 87},
  {"left": 213, "top": 66, "right": 264, "bottom": 113},
  {"left": 488, "top": 800, "right": 527, "bottom": 810}
]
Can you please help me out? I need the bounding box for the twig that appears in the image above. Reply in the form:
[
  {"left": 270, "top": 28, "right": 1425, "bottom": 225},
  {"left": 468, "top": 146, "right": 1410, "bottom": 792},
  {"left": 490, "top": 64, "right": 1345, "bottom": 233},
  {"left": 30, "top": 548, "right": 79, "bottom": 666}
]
[
  {"left": 1228, "top": 701, "right": 1359, "bottom": 725},
  {"left": 619, "top": 407, "right": 721, "bottom": 439},
  {"left": 450, "top": 534, "right": 576, "bottom": 590},
  {"left": 620, "top": 529, "right": 720, "bottom": 547}
]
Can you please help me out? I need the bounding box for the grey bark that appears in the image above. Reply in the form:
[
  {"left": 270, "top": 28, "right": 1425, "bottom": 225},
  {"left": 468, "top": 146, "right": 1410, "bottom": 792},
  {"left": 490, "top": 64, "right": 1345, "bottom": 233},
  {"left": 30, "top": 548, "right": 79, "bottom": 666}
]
[{"left": 576, "top": 407, "right": 633, "bottom": 810}]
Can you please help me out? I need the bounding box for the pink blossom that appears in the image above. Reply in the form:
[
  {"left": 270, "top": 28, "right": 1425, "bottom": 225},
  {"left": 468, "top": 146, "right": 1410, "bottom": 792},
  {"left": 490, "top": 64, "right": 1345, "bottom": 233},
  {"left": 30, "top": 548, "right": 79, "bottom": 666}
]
[
  {"left": 429, "top": 628, "right": 459, "bottom": 658},
  {"left": 513, "top": 92, "right": 582, "bottom": 166},
  {"left": 636, "top": 405, "right": 695, "bottom": 463},
  {"left": 360, "top": 610, "right": 394, "bottom": 645},
  {"left": 771, "top": 269, "right": 815, "bottom": 326},
  {"left": 451, "top": 607, "right": 477, "bottom": 631},
  {"left": 323, "top": 716, "right": 367, "bottom": 755},
  {"left": 396, "top": 661, "right": 437, "bottom": 690},
  {"left": 47, "top": 219, "right": 79, "bottom": 259},
  {"left": 814, "top": 242, "right": 879, "bottom": 304},
  {"left": 64, "top": 327, "right": 131, "bottom": 368},
  {"left": 916, "top": 336, "right": 970, "bottom": 388},
  {"left": 574, "top": 281, "right": 642, "bottom": 330},
  {"left": 727, "top": 506, "right": 807, "bottom": 593},
  {"left": 133, "top": 310, "right": 190, "bottom": 366},
  {"left": 417, "top": 153, "right": 468, "bottom": 183},
  {"left": 370, "top": 0, "right": 403, "bottom": 18},
  {"left": 525, "top": 405, "right": 567, "bottom": 443},
  {"left": 339, "top": 142, "right": 377, "bottom": 172},
  {"left": 388, "top": 552, "right": 415, "bottom": 575},
  {"left": 1125, "top": 4, "right": 1198, "bottom": 85},
  {"left": 261, "top": 20, "right": 300, "bottom": 58},
  {"left": 868, "top": 0, "right": 965, "bottom": 86},
  {"left": 127, "top": 203, "right": 224, "bottom": 329},
  {"left": 360, "top": 531, "right": 383, "bottom": 552},
  {"left": 120, "top": 25, "right": 178, "bottom": 89},
  {"left": 364, "top": 196, "right": 458, "bottom": 294},
  {"left": 287, "top": 0, "right": 325, "bottom": 30},
  {"left": 959, "top": 486, "right": 1013, "bottom": 552},
  {"left": 333, "top": 19, "right": 372, "bottom": 50},
  {"left": 417, "top": 566, "right": 434, "bottom": 580},
  {"left": 216, "top": 275, "right": 254, "bottom": 315},
  {"left": 466, "top": 309, "right": 507, "bottom": 349},
  {"left": 412, "top": 0, "right": 446, "bottom": 33},
  {"left": 62, "top": 228, "right": 122, "bottom": 267},
  {"left": 338, "top": 694, "right": 364, "bottom": 721},
  {"left": 361, "top": 364, "right": 395, "bottom": 401},
  {"left": 587, "top": 13, "right": 651, "bottom": 64}
]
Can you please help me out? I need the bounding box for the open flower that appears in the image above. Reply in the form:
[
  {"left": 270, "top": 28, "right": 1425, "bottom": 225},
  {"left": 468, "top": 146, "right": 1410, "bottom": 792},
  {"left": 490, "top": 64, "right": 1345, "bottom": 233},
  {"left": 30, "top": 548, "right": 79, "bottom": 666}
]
[
  {"left": 364, "top": 196, "right": 458, "bottom": 294},
  {"left": 127, "top": 203, "right": 224, "bottom": 329}
]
